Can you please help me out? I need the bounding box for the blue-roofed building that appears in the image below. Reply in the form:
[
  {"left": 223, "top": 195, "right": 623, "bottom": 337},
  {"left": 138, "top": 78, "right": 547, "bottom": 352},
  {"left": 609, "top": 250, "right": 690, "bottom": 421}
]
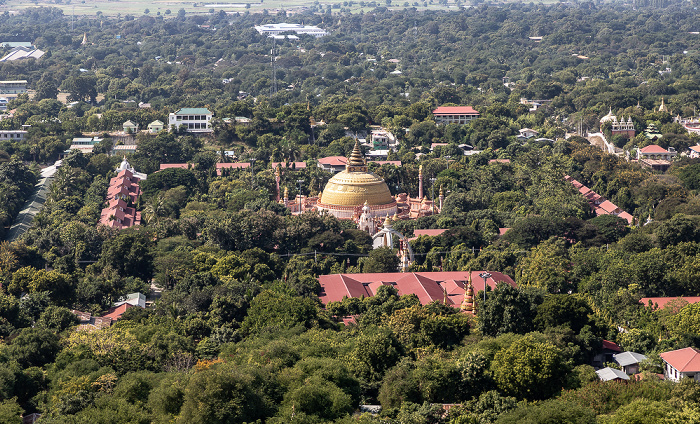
[{"left": 168, "top": 108, "right": 213, "bottom": 133}]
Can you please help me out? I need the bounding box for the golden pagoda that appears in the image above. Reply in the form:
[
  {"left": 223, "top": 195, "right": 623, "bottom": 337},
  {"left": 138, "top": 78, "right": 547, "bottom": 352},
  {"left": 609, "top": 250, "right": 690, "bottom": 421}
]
[
  {"left": 317, "top": 140, "right": 398, "bottom": 219},
  {"left": 461, "top": 273, "right": 475, "bottom": 315}
]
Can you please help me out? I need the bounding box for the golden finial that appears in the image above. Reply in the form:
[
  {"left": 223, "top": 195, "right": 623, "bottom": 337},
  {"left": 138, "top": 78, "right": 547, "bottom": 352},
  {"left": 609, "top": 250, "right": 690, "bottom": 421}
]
[
  {"left": 383, "top": 214, "right": 392, "bottom": 228},
  {"left": 284, "top": 186, "right": 288, "bottom": 198},
  {"left": 439, "top": 185, "right": 444, "bottom": 196},
  {"left": 347, "top": 139, "right": 366, "bottom": 168}
]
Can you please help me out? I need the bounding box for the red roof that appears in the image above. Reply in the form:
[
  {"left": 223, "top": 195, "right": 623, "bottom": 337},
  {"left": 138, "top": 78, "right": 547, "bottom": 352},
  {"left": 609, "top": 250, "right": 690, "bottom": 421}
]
[
  {"left": 372, "top": 160, "right": 402, "bottom": 166},
  {"left": 272, "top": 161, "right": 307, "bottom": 169},
  {"left": 599, "top": 200, "right": 620, "bottom": 214},
  {"left": 602, "top": 340, "right": 622, "bottom": 352},
  {"left": 660, "top": 347, "right": 700, "bottom": 372},
  {"left": 102, "top": 303, "right": 134, "bottom": 321},
  {"left": 216, "top": 162, "right": 250, "bottom": 169},
  {"left": 394, "top": 273, "right": 451, "bottom": 305},
  {"left": 618, "top": 211, "right": 634, "bottom": 224},
  {"left": 640, "top": 145, "right": 670, "bottom": 154},
  {"left": 319, "top": 271, "right": 516, "bottom": 306},
  {"left": 414, "top": 229, "right": 448, "bottom": 237},
  {"left": 159, "top": 163, "right": 190, "bottom": 170},
  {"left": 488, "top": 159, "right": 511, "bottom": 164},
  {"left": 498, "top": 228, "right": 511, "bottom": 236},
  {"left": 433, "top": 106, "right": 479, "bottom": 115},
  {"left": 689, "top": 145, "right": 700, "bottom": 153},
  {"left": 640, "top": 297, "right": 700, "bottom": 309},
  {"left": 318, "top": 156, "right": 347, "bottom": 166}
]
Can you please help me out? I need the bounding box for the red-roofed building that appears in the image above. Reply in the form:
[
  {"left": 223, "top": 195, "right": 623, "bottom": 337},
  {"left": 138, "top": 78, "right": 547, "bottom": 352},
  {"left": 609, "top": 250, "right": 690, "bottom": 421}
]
[
  {"left": 637, "top": 144, "right": 676, "bottom": 171},
  {"left": 159, "top": 163, "right": 190, "bottom": 171},
  {"left": 318, "top": 271, "right": 516, "bottom": 308},
  {"left": 317, "top": 156, "right": 348, "bottom": 173},
  {"left": 216, "top": 162, "right": 250, "bottom": 176},
  {"left": 640, "top": 296, "right": 700, "bottom": 310},
  {"left": 660, "top": 347, "right": 700, "bottom": 382},
  {"left": 272, "top": 161, "right": 307, "bottom": 170},
  {"left": 433, "top": 106, "right": 480, "bottom": 124},
  {"left": 99, "top": 160, "right": 145, "bottom": 229},
  {"left": 409, "top": 229, "right": 448, "bottom": 241},
  {"left": 372, "top": 160, "right": 402, "bottom": 167},
  {"left": 488, "top": 159, "right": 511, "bottom": 164}
]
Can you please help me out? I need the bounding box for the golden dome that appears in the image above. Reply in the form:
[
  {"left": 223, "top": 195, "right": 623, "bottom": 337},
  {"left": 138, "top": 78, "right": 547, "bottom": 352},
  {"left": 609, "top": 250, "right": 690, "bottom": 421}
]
[{"left": 318, "top": 141, "right": 396, "bottom": 208}]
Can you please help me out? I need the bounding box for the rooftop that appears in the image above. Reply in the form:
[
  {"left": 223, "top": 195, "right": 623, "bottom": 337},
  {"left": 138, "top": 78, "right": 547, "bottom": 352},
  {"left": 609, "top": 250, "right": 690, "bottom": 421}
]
[
  {"left": 596, "top": 367, "right": 630, "bottom": 382},
  {"left": 614, "top": 351, "right": 648, "bottom": 367},
  {"left": 660, "top": 347, "right": 700, "bottom": 372},
  {"left": 640, "top": 144, "right": 670, "bottom": 154},
  {"left": 433, "top": 106, "right": 479, "bottom": 115},
  {"left": 174, "top": 107, "right": 212, "bottom": 115}
]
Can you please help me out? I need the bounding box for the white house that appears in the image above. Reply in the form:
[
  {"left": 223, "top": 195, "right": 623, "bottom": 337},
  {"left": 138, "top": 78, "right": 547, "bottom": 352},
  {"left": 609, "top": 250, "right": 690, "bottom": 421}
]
[
  {"left": 123, "top": 120, "right": 138, "bottom": 133},
  {"left": 253, "top": 23, "right": 328, "bottom": 37},
  {"left": 0, "top": 130, "right": 27, "bottom": 141},
  {"left": 370, "top": 129, "right": 396, "bottom": 150},
  {"left": 519, "top": 128, "right": 539, "bottom": 139},
  {"left": 0, "top": 80, "right": 27, "bottom": 94},
  {"left": 660, "top": 347, "right": 700, "bottom": 382},
  {"left": 168, "top": 108, "right": 213, "bottom": 133}
]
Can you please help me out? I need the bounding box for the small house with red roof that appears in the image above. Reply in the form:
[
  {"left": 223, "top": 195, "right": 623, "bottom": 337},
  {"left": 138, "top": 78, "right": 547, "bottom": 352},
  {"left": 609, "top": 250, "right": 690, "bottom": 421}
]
[
  {"left": 660, "top": 347, "right": 700, "bottom": 382},
  {"left": 640, "top": 296, "right": 700, "bottom": 310},
  {"left": 272, "top": 161, "right": 307, "bottom": 170},
  {"left": 317, "top": 156, "right": 348, "bottom": 173},
  {"left": 432, "top": 106, "right": 480, "bottom": 125},
  {"left": 593, "top": 340, "right": 622, "bottom": 368}
]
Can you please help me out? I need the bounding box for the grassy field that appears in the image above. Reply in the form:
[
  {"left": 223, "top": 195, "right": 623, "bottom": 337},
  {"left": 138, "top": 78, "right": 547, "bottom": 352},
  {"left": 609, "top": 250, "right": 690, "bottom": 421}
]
[{"left": 1, "top": 0, "right": 470, "bottom": 17}]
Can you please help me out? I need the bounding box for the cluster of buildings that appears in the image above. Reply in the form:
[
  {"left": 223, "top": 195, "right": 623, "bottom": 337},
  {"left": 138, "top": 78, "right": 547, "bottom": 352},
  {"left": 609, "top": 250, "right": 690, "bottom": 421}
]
[
  {"left": 0, "top": 43, "right": 44, "bottom": 62},
  {"left": 72, "top": 293, "right": 146, "bottom": 331},
  {"left": 596, "top": 296, "right": 700, "bottom": 383},
  {"left": 278, "top": 142, "right": 441, "bottom": 225},
  {"left": 565, "top": 175, "right": 634, "bottom": 224},
  {"left": 98, "top": 159, "right": 146, "bottom": 229}
]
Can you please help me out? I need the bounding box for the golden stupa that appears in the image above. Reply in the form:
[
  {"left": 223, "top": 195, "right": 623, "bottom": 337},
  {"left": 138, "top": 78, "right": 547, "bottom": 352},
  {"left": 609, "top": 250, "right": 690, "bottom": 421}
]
[{"left": 317, "top": 140, "right": 398, "bottom": 219}]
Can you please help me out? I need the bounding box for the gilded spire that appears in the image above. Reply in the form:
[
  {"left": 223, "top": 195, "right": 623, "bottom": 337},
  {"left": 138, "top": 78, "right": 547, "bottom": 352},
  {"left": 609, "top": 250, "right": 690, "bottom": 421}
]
[
  {"left": 383, "top": 214, "right": 392, "bottom": 228},
  {"left": 419, "top": 164, "right": 423, "bottom": 176},
  {"left": 347, "top": 139, "right": 366, "bottom": 168},
  {"left": 461, "top": 272, "right": 475, "bottom": 314},
  {"left": 284, "top": 186, "right": 289, "bottom": 198},
  {"left": 439, "top": 185, "right": 444, "bottom": 197}
]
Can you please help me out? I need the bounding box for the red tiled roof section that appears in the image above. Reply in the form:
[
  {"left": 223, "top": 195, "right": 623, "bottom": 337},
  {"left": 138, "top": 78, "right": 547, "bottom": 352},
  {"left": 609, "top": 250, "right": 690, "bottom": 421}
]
[
  {"left": 433, "top": 106, "right": 479, "bottom": 115},
  {"left": 414, "top": 229, "right": 448, "bottom": 237},
  {"left": 660, "top": 347, "right": 700, "bottom": 372},
  {"left": 640, "top": 144, "right": 670, "bottom": 154},
  {"left": 394, "top": 273, "right": 451, "bottom": 305},
  {"left": 602, "top": 340, "right": 622, "bottom": 352},
  {"left": 159, "top": 163, "right": 190, "bottom": 170},
  {"left": 272, "top": 161, "right": 307, "bottom": 169},
  {"left": 640, "top": 296, "right": 700, "bottom": 309},
  {"left": 102, "top": 303, "right": 134, "bottom": 321},
  {"left": 318, "top": 274, "right": 370, "bottom": 303},
  {"left": 318, "top": 156, "right": 348, "bottom": 166},
  {"left": 318, "top": 271, "right": 516, "bottom": 307}
]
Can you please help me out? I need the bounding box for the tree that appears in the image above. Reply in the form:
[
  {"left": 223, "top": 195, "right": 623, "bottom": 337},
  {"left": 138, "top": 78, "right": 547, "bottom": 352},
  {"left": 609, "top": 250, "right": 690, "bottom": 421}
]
[
  {"left": 478, "top": 283, "right": 538, "bottom": 337},
  {"left": 361, "top": 247, "right": 399, "bottom": 273},
  {"left": 0, "top": 399, "right": 23, "bottom": 424},
  {"left": 177, "top": 365, "right": 271, "bottom": 424},
  {"left": 240, "top": 287, "right": 322, "bottom": 335},
  {"left": 518, "top": 237, "right": 572, "bottom": 293},
  {"left": 62, "top": 75, "right": 98, "bottom": 103},
  {"left": 534, "top": 295, "right": 593, "bottom": 333},
  {"left": 495, "top": 399, "right": 595, "bottom": 424},
  {"left": 34, "top": 75, "right": 59, "bottom": 101},
  {"left": 492, "top": 334, "right": 569, "bottom": 400}
]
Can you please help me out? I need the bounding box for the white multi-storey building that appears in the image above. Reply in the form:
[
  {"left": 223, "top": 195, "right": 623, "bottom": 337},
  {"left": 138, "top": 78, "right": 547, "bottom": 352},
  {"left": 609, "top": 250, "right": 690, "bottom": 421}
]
[
  {"left": 254, "top": 23, "right": 328, "bottom": 37},
  {"left": 168, "top": 108, "right": 213, "bottom": 133}
]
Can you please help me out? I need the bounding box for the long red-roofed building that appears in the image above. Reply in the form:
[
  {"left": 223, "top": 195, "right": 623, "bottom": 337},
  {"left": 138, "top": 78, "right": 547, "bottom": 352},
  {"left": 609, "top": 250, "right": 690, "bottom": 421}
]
[
  {"left": 318, "top": 271, "right": 515, "bottom": 307},
  {"left": 432, "top": 106, "right": 480, "bottom": 124},
  {"left": 99, "top": 159, "right": 146, "bottom": 229},
  {"left": 660, "top": 347, "right": 700, "bottom": 382},
  {"left": 640, "top": 296, "right": 700, "bottom": 310}
]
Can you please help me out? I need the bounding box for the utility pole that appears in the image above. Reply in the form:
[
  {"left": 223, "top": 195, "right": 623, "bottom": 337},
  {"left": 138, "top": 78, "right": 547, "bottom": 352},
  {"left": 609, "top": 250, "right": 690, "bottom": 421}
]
[{"left": 270, "top": 37, "right": 278, "bottom": 95}]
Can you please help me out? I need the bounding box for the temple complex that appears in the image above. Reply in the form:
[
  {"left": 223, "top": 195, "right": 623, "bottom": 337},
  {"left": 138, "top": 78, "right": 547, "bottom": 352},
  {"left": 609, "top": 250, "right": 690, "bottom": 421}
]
[{"left": 278, "top": 140, "right": 441, "bottom": 223}]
